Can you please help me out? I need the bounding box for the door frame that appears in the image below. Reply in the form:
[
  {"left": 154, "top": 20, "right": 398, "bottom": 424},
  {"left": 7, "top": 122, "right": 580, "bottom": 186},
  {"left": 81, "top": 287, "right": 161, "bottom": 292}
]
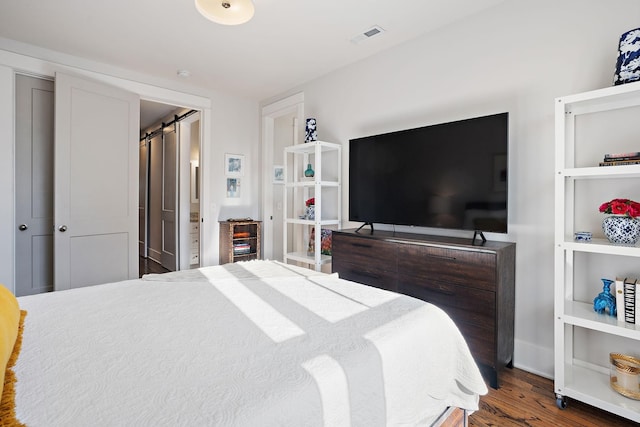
[
  {"left": 0, "top": 50, "right": 212, "bottom": 294},
  {"left": 261, "top": 93, "right": 304, "bottom": 260},
  {"left": 178, "top": 111, "right": 201, "bottom": 270}
]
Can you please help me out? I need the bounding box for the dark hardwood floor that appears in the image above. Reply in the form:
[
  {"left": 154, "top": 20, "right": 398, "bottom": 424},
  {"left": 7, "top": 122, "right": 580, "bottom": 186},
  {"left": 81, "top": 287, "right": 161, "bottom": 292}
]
[
  {"left": 138, "top": 256, "right": 170, "bottom": 277},
  {"left": 469, "top": 368, "right": 636, "bottom": 426}
]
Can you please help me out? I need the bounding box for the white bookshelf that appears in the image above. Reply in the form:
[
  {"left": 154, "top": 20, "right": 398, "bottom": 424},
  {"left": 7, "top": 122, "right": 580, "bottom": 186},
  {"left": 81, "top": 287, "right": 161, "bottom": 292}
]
[
  {"left": 283, "top": 140, "right": 341, "bottom": 271},
  {"left": 554, "top": 81, "right": 640, "bottom": 422}
]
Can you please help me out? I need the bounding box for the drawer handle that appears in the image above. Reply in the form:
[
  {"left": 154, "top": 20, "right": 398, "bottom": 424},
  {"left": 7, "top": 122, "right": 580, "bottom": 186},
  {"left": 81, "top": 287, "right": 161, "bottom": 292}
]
[
  {"left": 353, "top": 270, "right": 380, "bottom": 279},
  {"left": 428, "top": 286, "right": 455, "bottom": 296},
  {"left": 424, "top": 254, "right": 456, "bottom": 261},
  {"left": 351, "top": 243, "right": 372, "bottom": 248}
]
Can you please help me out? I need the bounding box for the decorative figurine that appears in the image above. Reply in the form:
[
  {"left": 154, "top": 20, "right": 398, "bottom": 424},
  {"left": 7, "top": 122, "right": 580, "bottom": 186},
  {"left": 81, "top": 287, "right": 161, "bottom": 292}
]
[{"left": 305, "top": 118, "right": 317, "bottom": 142}]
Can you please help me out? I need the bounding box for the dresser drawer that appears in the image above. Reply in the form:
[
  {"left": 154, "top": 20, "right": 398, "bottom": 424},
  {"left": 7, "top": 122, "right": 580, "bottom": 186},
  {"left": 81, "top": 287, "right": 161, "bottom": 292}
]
[
  {"left": 457, "top": 321, "right": 496, "bottom": 367},
  {"left": 398, "top": 278, "right": 495, "bottom": 321},
  {"left": 333, "top": 258, "right": 397, "bottom": 292},
  {"left": 333, "top": 233, "right": 397, "bottom": 269},
  {"left": 398, "top": 244, "right": 496, "bottom": 291}
]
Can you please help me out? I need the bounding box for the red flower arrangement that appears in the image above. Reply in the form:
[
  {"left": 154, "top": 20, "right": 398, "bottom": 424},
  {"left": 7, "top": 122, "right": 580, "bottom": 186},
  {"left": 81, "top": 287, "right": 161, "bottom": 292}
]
[
  {"left": 598, "top": 198, "right": 640, "bottom": 218},
  {"left": 305, "top": 197, "right": 315, "bottom": 207}
]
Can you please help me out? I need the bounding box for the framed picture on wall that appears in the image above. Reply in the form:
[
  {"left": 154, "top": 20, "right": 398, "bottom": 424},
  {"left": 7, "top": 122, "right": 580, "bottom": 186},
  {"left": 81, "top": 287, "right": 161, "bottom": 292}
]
[
  {"left": 273, "top": 165, "right": 284, "bottom": 184},
  {"left": 226, "top": 178, "right": 241, "bottom": 198},
  {"left": 225, "top": 153, "right": 244, "bottom": 177}
]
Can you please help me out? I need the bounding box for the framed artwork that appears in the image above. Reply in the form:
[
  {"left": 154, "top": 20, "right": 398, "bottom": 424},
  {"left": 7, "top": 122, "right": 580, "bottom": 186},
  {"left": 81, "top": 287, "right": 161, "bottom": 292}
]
[
  {"left": 273, "top": 165, "right": 284, "bottom": 184},
  {"left": 225, "top": 154, "right": 244, "bottom": 177},
  {"left": 226, "top": 178, "right": 241, "bottom": 198}
]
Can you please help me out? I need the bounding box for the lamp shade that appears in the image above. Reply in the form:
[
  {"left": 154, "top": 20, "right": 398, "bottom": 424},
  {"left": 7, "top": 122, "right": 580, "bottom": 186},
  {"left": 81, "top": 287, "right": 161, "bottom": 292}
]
[{"left": 195, "top": 0, "right": 255, "bottom": 25}]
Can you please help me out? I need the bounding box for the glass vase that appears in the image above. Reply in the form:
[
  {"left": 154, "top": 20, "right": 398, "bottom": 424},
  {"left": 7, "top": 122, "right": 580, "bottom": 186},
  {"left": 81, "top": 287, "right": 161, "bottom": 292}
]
[
  {"left": 593, "top": 278, "right": 617, "bottom": 317},
  {"left": 304, "top": 163, "right": 314, "bottom": 177}
]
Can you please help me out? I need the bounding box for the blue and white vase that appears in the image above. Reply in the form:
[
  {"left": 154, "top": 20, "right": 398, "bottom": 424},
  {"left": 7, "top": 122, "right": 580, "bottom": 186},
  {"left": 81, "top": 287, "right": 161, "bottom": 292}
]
[
  {"left": 305, "top": 205, "right": 315, "bottom": 220},
  {"left": 305, "top": 118, "right": 317, "bottom": 142},
  {"left": 602, "top": 216, "right": 640, "bottom": 244},
  {"left": 613, "top": 28, "right": 640, "bottom": 85}
]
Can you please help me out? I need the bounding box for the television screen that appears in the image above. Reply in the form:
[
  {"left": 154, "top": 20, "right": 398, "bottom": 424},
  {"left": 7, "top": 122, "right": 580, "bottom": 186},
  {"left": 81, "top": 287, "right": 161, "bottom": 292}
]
[{"left": 349, "top": 112, "right": 508, "bottom": 233}]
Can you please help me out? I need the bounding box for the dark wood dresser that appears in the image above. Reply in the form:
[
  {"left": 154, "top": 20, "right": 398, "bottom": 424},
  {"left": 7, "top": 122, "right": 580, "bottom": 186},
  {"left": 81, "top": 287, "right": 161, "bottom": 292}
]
[{"left": 331, "top": 229, "right": 516, "bottom": 388}]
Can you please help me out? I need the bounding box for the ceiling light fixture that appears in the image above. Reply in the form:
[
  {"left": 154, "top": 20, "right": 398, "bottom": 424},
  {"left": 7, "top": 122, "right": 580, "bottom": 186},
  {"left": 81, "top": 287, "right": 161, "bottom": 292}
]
[{"left": 195, "top": 0, "right": 255, "bottom": 25}]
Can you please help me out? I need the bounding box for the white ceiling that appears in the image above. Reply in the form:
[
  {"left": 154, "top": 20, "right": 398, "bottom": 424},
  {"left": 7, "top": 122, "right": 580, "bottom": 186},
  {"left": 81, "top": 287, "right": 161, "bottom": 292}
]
[{"left": 0, "top": 0, "right": 506, "bottom": 103}]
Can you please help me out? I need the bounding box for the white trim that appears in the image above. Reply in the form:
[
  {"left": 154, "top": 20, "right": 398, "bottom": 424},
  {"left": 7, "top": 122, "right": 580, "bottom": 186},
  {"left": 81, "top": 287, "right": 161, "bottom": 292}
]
[
  {"left": 179, "top": 111, "right": 202, "bottom": 270},
  {"left": 262, "top": 92, "right": 304, "bottom": 116},
  {"left": 0, "top": 65, "right": 15, "bottom": 293}
]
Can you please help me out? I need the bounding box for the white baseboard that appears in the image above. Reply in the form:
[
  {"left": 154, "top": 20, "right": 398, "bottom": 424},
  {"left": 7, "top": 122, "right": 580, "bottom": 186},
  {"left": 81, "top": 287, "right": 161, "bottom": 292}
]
[{"left": 512, "top": 339, "right": 554, "bottom": 380}]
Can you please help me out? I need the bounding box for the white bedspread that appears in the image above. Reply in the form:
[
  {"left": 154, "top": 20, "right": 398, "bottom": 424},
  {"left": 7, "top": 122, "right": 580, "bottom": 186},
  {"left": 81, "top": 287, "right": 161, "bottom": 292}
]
[{"left": 15, "top": 260, "right": 487, "bottom": 426}]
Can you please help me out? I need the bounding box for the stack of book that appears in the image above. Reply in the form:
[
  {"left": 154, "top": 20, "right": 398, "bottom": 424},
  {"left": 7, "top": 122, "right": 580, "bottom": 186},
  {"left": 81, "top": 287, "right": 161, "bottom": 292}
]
[
  {"left": 233, "top": 242, "right": 252, "bottom": 255},
  {"left": 600, "top": 151, "right": 640, "bottom": 166},
  {"left": 614, "top": 277, "right": 640, "bottom": 324}
]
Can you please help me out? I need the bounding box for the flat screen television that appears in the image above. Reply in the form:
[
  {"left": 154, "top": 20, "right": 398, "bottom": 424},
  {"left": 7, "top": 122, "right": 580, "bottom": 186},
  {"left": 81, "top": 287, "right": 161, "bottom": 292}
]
[{"left": 349, "top": 112, "right": 508, "bottom": 234}]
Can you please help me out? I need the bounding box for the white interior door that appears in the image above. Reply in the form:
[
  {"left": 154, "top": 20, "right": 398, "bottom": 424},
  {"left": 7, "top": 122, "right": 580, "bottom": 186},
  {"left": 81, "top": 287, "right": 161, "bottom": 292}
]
[{"left": 54, "top": 72, "right": 140, "bottom": 290}]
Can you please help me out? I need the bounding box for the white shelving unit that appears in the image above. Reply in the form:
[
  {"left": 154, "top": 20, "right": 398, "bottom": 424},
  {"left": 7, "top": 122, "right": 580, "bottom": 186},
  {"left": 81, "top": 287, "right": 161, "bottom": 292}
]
[
  {"left": 554, "top": 81, "right": 640, "bottom": 423},
  {"left": 283, "top": 140, "right": 341, "bottom": 271}
]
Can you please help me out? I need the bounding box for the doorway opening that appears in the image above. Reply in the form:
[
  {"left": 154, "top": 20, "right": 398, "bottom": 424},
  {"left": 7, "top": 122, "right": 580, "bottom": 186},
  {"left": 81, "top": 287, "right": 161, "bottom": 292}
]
[
  {"left": 139, "top": 100, "right": 202, "bottom": 274},
  {"left": 261, "top": 93, "right": 304, "bottom": 262}
]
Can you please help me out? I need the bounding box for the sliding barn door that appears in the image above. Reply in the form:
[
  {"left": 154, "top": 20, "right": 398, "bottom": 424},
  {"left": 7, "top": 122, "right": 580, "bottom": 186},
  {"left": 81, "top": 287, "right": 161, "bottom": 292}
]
[
  {"left": 54, "top": 72, "right": 140, "bottom": 290},
  {"left": 139, "top": 138, "right": 149, "bottom": 257},
  {"left": 161, "top": 124, "right": 179, "bottom": 271}
]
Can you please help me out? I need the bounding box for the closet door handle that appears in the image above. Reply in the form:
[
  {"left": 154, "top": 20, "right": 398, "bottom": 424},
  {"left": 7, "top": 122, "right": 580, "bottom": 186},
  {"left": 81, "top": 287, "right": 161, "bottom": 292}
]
[
  {"left": 58, "top": 225, "right": 68, "bottom": 232},
  {"left": 18, "top": 224, "right": 28, "bottom": 231}
]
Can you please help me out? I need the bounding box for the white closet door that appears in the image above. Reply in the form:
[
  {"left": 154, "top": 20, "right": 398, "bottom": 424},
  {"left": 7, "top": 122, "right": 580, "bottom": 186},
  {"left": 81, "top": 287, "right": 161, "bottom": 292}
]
[
  {"left": 15, "top": 75, "right": 54, "bottom": 296},
  {"left": 54, "top": 72, "right": 140, "bottom": 290}
]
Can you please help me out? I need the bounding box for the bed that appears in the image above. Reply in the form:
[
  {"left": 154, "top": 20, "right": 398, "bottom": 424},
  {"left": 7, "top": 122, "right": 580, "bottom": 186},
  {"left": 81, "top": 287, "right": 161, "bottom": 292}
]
[{"left": 3, "top": 260, "right": 487, "bottom": 426}]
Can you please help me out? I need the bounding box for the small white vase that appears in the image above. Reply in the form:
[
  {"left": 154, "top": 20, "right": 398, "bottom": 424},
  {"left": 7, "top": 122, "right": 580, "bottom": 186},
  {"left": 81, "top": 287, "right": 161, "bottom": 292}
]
[{"left": 602, "top": 216, "right": 640, "bottom": 244}]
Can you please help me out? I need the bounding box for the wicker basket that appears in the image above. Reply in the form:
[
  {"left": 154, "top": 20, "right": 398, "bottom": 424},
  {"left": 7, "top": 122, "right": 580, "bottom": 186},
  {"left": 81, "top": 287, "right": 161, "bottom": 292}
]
[{"left": 610, "top": 353, "right": 640, "bottom": 400}]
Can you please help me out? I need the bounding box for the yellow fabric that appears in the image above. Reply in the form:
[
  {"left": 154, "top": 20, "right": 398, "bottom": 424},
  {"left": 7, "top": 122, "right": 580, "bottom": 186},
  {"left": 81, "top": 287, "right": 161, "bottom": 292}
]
[
  {"left": 0, "top": 285, "right": 20, "bottom": 399},
  {"left": 0, "top": 310, "right": 27, "bottom": 427}
]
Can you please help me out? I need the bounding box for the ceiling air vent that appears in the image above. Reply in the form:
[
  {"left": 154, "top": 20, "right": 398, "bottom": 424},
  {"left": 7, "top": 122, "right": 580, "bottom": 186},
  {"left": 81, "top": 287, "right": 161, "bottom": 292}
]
[{"left": 350, "top": 25, "right": 385, "bottom": 45}]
